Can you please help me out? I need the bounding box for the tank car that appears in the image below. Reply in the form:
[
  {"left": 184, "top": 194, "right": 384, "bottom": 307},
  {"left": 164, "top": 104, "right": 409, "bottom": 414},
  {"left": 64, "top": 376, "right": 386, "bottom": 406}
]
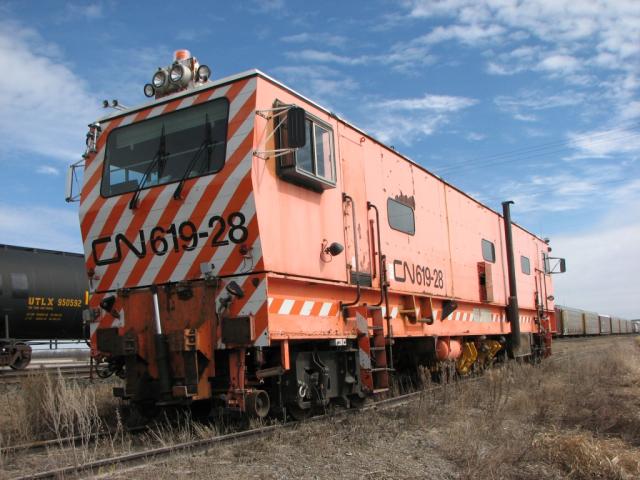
[
  {"left": 71, "top": 50, "right": 565, "bottom": 418},
  {"left": 0, "top": 244, "right": 88, "bottom": 369}
]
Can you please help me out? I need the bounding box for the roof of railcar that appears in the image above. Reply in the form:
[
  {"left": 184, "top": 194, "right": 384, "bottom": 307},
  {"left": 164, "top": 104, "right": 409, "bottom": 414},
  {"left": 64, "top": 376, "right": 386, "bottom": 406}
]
[
  {"left": 97, "top": 69, "right": 546, "bottom": 243},
  {"left": 0, "top": 244, "right": 84, "bottom": 257}
]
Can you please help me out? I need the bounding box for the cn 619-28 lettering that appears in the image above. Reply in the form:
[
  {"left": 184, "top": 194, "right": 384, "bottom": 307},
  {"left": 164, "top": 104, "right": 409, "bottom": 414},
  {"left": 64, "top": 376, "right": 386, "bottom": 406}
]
[{"left": 69, "top": 49, "right": 576, "bottom": 419}]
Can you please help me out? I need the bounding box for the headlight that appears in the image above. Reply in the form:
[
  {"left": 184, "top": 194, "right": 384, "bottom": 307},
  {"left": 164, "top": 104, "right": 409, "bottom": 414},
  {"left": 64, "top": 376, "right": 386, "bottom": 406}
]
[
  {"left": 143, "top": 83, "right": 155, "bottom": 98},
  {"left": 170, "top": 64, "right": 193, "bottom": 85},
  {"left": 197, "top": 64, "right": 211, "bottom": 82},
  {"left": 152, "top": 70, "right": 167, "bottom": 88}
]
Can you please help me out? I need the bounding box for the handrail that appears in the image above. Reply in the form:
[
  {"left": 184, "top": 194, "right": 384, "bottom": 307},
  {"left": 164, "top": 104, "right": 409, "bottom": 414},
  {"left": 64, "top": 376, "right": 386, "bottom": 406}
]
[
  {"left": 341, "top": 193, "right": 361, "bottom": 310},
  {"left": 367, "top": 201, "right": 385, "bottom": 307}
]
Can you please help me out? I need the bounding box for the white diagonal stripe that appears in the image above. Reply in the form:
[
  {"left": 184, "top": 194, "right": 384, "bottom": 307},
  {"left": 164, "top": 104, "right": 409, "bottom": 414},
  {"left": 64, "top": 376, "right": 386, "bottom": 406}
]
[
  {"left": 279, "top": 299, "right": 295, "bottom": 315},
  {"left": 300, "top": 301, "right": 314, "bottom": 316},
  {"left": 319, "top": 302, "right": 332, "bottom": 316}
]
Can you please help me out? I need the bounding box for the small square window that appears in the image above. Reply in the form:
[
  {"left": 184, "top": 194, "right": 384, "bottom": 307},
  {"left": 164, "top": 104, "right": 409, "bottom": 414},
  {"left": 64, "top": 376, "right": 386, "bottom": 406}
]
[
  {"left": 276, "top": 106, "right": 336, "bottom": 192},
  {"left": 387, "top": 198, "right": 415, "bottom": 235},
  {"left": 521, "top": 255, "right": 531, "bottom": 275},
  {"left": 481, "top": 239, "right": 495, "bottom": 263}
]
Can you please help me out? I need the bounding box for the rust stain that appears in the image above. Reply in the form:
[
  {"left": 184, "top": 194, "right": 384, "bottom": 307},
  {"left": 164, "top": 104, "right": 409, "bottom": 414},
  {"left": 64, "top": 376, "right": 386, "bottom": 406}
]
[{"left": 394, "top": 191, "right": 416, "bottom": 209}]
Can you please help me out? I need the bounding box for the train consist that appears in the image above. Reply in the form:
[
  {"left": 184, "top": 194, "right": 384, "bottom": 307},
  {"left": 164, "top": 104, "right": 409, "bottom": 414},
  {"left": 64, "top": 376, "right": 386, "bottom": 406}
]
[
  {"left": 0, "top": 244, "right": 88, "bottom": 369},
  {"left": 70, "top": 50, "right": 567, "bottom": 418},
  {"left": 554, "top": 305, "right": 638, "bottom": 336}
]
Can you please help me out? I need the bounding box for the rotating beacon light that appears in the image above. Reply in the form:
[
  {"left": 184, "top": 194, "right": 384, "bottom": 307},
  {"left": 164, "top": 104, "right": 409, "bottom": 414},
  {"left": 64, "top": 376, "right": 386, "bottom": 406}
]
[{"left": 143, "top": 49, "right": 212, "bottom": 99}]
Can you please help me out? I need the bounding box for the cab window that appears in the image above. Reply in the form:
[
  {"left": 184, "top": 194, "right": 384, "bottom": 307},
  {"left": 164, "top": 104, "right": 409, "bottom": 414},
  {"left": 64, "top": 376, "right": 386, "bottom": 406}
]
[
  {"left": 276, "top": 109, "right": 336, "bottom": 192},
  {"left": 101, "top": 98, "right": 229, "bottom": 197}
]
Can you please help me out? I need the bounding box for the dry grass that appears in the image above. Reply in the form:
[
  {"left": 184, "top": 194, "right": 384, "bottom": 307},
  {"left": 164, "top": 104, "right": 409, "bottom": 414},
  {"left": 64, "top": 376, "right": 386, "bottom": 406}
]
[
  {"left": 0, "top": 371, "right": 119, "bottom": 445},
  {"left": 1, "top": 336, "right": 639, "bottom": 479}
]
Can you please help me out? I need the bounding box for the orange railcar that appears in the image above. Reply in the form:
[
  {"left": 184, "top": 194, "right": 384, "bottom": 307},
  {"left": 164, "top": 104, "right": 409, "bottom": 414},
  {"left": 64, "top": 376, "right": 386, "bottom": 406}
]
[{"left": 75, "top": 52, "right": 561, "bottom": 417}]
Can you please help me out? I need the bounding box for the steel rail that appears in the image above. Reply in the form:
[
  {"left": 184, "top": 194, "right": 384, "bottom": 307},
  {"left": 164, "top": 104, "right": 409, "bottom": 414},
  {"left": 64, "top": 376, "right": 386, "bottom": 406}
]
[{"left": 0, "top": 365, "right": 92, "bottom": 386}]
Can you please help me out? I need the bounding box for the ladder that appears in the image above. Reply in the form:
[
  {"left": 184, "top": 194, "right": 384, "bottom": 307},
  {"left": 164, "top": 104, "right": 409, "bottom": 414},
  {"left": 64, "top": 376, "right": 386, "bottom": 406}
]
[{"left": 354, "top": 305, "right": 393, "bottom": 393}]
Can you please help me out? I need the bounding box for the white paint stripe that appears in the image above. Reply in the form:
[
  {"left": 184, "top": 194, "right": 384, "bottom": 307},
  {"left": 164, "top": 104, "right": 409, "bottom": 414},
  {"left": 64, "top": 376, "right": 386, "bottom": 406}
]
[
  {"left": 278, "top": 299, "right": 295, "bottom": 315},
  {"left": 455, "top": 312, "right": 460, "bottom": 322},
  {"left": 300, "top": 301, "right": 314, "bottom": 316},
  {"left": 238, "top": 279, "right": 266, "bottom": 316},
  {"left": 138, "top": 126, "right": 254, "bottom": 286},
  {"left": 81, "top": 84, "right": 233, "bottom": 281},
  {"left": 433, "top": 309, "right": 438, "bottom": 321},
  {"left": 319, "top": 302, "right": 332, "bottom": 317},
  {"left": 391, "top": 307, "right": 398, "bottom": 319},
  {"left": 153, "top": 112, "right": 256, "bottom": 283},
  {"left": 268, "top": 297, "right": 273, "bottom": 307},
  {"left": 178, "top": 193, "right": 257, "bottom": 282}
]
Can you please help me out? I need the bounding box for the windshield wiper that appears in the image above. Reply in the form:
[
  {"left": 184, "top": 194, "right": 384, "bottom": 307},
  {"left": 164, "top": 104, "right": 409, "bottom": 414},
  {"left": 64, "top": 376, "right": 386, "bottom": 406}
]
[
  {"left": 129, "top": 125, "right": 167, "bottom": 209},
  {"left": 173, "top": 115, "right": 212, "bottom": 200}
]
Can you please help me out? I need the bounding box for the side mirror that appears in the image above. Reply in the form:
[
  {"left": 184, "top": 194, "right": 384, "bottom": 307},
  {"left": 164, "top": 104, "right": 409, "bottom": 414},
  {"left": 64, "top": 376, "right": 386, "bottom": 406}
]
[
  {"left": 65, "top": 162, "right": 83, "bottom": 202},
  {"left": 287, "top": 107, "right": 307, "bottom": 148},
  {"left": 544, "top": 256, "right": 566, "bottom": 274},
  {"left": 65, "top": 165, "right": 75, "bottom": 202}
]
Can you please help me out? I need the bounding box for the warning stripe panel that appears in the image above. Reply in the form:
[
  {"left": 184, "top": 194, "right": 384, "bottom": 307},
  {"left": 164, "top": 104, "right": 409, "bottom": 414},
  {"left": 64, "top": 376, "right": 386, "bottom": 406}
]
[{"left": 81, "top": 78, "right": 259, "bottom": 292}]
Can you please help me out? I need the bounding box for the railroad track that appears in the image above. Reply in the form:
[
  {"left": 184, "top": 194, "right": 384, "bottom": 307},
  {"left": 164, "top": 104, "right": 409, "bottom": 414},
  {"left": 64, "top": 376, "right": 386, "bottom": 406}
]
[
  {"left": 6, "top": 337, "right": 635, "bottom": 480},
  {"left": 0, "top": 364, "right": 93, "bottom": 385},
  {"left": 9, "top": 379, "right": 484, "bottom": 480}
]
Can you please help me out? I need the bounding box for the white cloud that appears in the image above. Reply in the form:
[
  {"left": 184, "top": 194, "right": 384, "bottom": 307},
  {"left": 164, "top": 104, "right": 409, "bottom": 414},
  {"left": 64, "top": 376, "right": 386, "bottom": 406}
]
[
  {"left": 466, "top": 132, "right": 485, "bottom": 141},
  {"left": 494, "top": 89, "right": 585, "bottom": 121},
  {"left": 286, "top": 49, "right": 369, "bottom": 66},
  {"left": 271, "top": 65, "right": 358, "bottom": 106},
  {"left": 403, "top": 0, "right": 640, "bottom": 97},
  {"left": 250, "top": 0, "right": 284, "bottom": 12},
  {"left": 568, "top": 127, "right": 640, "bottom": 158},
  {"left": 36, "top": 165, "right": 60, "bottom": 176},
  {"left": 0, "top": 21, "right": 100, "bottom": 163},
  {"left": 281, "top": 32, "right": 347, "bottom": 48},
  {"left": 421, "top": 23, "right": 505, "bottom": 45},
  {"left": 378, "top": 93, "right": 477, "bottom": 112},
  {"left": 537, "top": 54, "right": 580, "bottom": 73},
  {"left": 63, "top": 3, "right": 103, "bottom": 20},
  {"left": 552, "top": 215, "right": 640, "bottom": 318},
  {"left": 0, "top": 203, "right": 82, "bottom": 252},
  {"left": 365, "top": 92, "right": 477, "bottom": 145}
]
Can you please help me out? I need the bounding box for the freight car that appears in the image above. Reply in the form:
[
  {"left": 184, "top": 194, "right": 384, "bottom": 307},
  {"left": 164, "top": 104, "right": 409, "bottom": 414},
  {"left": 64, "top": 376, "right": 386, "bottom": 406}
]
[
  {"left": 555, "top": 306, "right": 635, "bottom": 337},
  {"left": 0, "top": 244, "right": 88, "bottom": 369},
  {"left": 598, "top": 315, "right": 612, "bottom": 335},
  {"left": 68, "top": 50, "right": 565, "bottom": 418}
]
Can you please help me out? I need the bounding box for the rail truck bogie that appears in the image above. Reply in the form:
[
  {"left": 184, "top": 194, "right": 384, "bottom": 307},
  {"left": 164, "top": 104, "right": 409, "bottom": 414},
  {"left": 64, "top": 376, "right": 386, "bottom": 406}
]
[{"left": 74, "top": 51, "right": 562, "bottom": 417}]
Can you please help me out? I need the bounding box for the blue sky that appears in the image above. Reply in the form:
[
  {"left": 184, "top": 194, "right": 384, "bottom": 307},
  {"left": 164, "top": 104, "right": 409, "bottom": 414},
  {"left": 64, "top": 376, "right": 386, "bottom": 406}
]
[{"left": 0, "top": 1, "right": 638, "bottom": 317}]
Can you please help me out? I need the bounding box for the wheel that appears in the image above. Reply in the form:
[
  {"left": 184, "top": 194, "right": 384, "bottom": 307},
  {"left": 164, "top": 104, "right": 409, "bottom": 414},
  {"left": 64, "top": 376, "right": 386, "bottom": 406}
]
[{"left": 9, "top": 343, "right": 31, "bottom": 370}]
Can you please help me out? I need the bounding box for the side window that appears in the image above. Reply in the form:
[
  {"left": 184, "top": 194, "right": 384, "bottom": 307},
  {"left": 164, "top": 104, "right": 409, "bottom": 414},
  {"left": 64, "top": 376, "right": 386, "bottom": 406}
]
[
  {"left": 521, "top": 255, "right": 531, "bottom": 275},
  {"left": 11, "top": 272, "right": 29, "bottom": 299},
  {"left": 481, "top": 239, "right": 495, "bottom": 263},
  {"left": 276, "top": 107, "right": 336, "bottom": 192},
  {"left": 387, "top": 198, "right": 415, "bottom": 235}
]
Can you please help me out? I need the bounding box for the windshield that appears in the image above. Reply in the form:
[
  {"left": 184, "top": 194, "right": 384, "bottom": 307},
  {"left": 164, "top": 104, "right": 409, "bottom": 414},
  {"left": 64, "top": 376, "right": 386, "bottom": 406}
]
[{"left": 101, "top": 98, "right": 229, "bottom": 197}]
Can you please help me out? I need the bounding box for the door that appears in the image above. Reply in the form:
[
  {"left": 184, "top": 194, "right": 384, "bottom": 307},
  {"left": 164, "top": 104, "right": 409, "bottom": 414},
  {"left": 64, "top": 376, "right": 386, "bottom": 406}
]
[{"left": 340, "top": 135, "right": 372, "bottom": 286}]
